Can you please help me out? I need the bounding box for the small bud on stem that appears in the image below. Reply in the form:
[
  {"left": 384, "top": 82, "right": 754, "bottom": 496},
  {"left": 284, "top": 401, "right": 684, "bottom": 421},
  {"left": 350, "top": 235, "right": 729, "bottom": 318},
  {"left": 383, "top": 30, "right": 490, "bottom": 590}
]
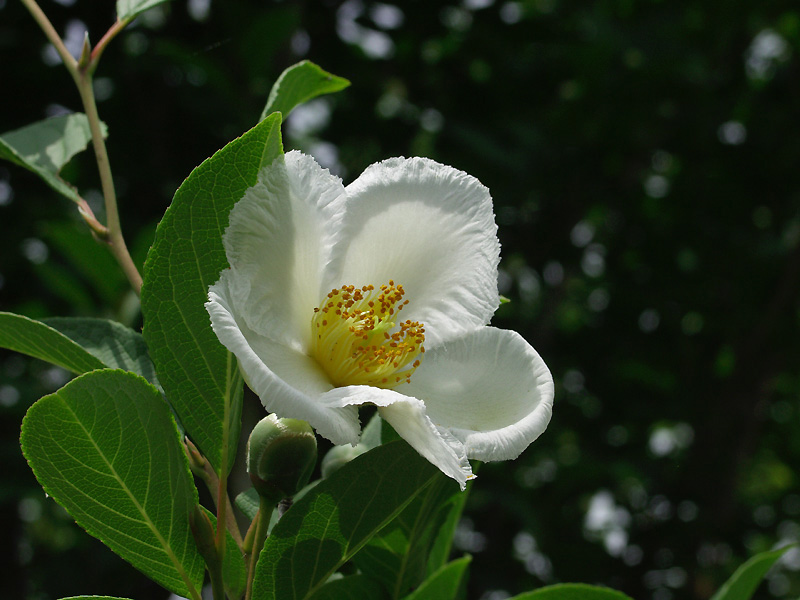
[
  {"left": 247, "top": 414, "right": 317, "bottom": 506},
  {"left": 189, "top": 504, "right": 219, "bottom": 567}
]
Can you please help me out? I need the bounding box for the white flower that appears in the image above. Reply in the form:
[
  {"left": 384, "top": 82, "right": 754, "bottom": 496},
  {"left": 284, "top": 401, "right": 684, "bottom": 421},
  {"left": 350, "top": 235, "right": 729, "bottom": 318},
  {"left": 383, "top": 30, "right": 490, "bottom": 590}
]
[{"left": 206, "top": 151, "right": 553, "bottom": 489}]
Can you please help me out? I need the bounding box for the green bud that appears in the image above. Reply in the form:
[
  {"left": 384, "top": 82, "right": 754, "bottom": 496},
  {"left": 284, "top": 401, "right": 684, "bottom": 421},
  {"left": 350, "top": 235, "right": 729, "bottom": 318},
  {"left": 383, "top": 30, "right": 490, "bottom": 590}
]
[
  {"left": 189, "top": 504, "right": 218, "bottom": 567},
  {"left": 320, "top": 443, "right": 368, "bottom": 479},
  {"left": 183, "top": 437, "right": 207, "bottom": 478},
  {"left": 247, "top": 414, "right": 317, "bottom": 505},
  {"left": 77, "top": 32, "right": 92, "bottom": 70}
]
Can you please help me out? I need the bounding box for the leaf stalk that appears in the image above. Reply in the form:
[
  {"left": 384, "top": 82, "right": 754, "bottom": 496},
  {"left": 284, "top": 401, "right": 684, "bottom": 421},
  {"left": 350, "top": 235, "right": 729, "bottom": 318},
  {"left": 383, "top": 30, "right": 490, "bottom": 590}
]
[
  {"left": 214, "top": 466, "right": 230, "bottom": 575},
  {"left": 184, "top": 438, "right": 244, "bottom": 550}
]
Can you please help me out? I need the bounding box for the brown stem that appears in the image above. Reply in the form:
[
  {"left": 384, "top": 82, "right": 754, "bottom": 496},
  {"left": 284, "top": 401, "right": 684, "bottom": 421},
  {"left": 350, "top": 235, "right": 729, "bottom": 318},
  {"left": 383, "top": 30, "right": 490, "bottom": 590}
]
[
  {"left": 22, "top": 0, "right": 143, "bottom": 295},
  {"left": 74, "top": 73, "right": 143, "bottom": 294}
]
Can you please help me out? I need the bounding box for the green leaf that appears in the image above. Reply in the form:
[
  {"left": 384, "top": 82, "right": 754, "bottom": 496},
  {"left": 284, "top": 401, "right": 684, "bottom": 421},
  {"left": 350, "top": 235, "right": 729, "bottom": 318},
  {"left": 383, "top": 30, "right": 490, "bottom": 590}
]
[
  {"left": 201, "top": 507, "right": 247, "bottom": 600},
  {"left": 306, "top": 574, "right": 385, "bottom": 600},
  {"left": 426, "top": 462, "right": 477, "bottom": 576},
  {"left": 0, "top": 311, "right": 105, "bottom": 374},
  {"left": 20, "top": 370, "right": 204, "bottom": 599},
  {"left": 43, "top": 317, "right": 159, "bottom": 386},
  {"left": 0, "top": 114, "right": 105, "bottom": 203},
  {"left": 426, "top": 483, "right": 471, "bottom": 575},
  {"left": 0, "top": 312, "right": 159, "bottom": 388},
  {"left": 141, "top": 113, "right": 283, "bottom": 473},
  {"left": 710, "top": 545, "right": 794, "bottom": 600},
  {"left": 403, "top": 556, "right": 472, "bottom": 600},
  {"left": 510, "top": 584, "right": 634, "bottom": 600},
  {"left": 60, "top": 597, "right": 133, "bottom": 600},
  {"left": 117, "top": 0, "right": 170, "bottom": 21},
  {"left": 252, "top": 440, "right": 441, "bottom": 600},
  {"left": 353, "top": 470, "right": 462, "bottom": 598},
  {"left": 260, "top": 60, "right": 350, "bottom": 122},
  {"left": 235, "top": 487, "right": 260, "bottom": 521}
]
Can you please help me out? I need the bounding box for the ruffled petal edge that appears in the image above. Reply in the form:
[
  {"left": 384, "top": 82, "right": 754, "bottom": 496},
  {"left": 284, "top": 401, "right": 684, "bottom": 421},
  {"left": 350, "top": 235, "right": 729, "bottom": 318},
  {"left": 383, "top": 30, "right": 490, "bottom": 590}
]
[
  {"left": 402, "top": 326, "right": 554, "bottom": 462},
  {"left": 320, "top": 385, "right": 474, "bottom": 490}
]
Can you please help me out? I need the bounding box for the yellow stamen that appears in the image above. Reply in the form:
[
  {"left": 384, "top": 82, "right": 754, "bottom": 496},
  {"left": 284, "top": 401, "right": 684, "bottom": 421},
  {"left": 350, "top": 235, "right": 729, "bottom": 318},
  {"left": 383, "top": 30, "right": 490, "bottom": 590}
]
[{"left": 311, "top": 281, "right": 425, "bottom": 387}]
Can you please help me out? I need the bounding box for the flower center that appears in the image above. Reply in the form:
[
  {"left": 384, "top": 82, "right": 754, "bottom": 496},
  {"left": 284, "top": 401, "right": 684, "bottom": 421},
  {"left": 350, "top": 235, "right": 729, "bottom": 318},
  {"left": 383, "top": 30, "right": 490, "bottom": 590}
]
[{"left": 311, "top": 281, "right": 425, "bottom": 388}]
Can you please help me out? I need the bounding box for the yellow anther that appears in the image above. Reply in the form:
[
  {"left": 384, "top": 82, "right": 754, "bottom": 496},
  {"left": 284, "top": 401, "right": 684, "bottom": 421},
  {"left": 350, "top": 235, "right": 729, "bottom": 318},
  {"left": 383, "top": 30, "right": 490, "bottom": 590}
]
[{"left": 310, "top": 282, "right": 425, "bottom": 387}]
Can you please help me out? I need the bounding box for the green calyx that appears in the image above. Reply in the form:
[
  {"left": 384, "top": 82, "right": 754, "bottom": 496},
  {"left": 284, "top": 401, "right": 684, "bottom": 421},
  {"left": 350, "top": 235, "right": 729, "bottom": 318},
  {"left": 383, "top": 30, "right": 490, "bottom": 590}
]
[{"left": 247, "top": 414, "right": 317, "bottom": 505}]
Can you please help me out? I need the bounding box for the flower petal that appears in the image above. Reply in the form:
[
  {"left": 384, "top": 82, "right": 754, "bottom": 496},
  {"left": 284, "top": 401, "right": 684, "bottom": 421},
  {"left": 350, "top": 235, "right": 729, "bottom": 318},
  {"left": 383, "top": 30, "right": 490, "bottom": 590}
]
[
  {"left": 320, "top": 385, "right": 474, "bottom": 489},
  {"left": 207, "top": 272, "right": 360, "bottom": 446},
  {"left": 402, "top": 327, "right": 553, "bottom": 461},
  {"left": 222, "top": 151, "right": 346, "bottom": 351},
  {"left": 327, "top": 157, "right": 500, "bottom": 347}
]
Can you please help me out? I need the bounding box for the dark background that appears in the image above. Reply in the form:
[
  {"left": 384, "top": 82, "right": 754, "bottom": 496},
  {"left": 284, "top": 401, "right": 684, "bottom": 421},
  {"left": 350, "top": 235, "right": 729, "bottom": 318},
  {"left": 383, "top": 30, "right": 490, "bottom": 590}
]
[{"left": 1, "top": 0, "right": 799, "bottom": 598}]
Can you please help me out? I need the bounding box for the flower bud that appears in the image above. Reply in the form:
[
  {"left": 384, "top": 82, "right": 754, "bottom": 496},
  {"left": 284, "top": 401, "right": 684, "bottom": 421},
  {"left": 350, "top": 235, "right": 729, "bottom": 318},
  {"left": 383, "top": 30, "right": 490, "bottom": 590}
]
[
  {"left": 247, "top": 414, "right": 317, "bottom": 505},
  {"left": 320, "top": 443, "right": 368, "bottom": 479},
  {"left": 189, "top": 504, "right": 218, "bottom": 567}
]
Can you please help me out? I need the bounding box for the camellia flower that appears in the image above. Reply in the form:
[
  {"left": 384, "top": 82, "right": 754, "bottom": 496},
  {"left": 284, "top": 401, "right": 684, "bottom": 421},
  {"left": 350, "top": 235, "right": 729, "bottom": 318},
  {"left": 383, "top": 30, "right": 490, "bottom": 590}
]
[{"left": 206, "top": 151, "right": 553, "bottom": 489}]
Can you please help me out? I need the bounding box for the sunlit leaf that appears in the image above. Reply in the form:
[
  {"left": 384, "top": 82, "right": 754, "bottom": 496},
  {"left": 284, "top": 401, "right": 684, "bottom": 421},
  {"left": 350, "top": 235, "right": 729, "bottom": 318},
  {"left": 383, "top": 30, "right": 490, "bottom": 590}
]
[
  {"left": 252, "top": 440, "right": 441, "bottom": 600},
  {"left": 44, "top": 317, "right": 158, "bottom": 386},
  {"left": 60, "top": 597, "right": 133, "bottom": 600},
  {"left": 710, "top": 545, "right": 794, "bottom": 600},
  {"left": 117, "top": 0, "right": 170, "bottom": 21},
  {"left": 0, "top": 312, "right": 159, "bottom": 388},
  {"left": 510, "top": 584, "right": 634, "bottom": 600},
  {"left": 0, "top": 311, "right": 105, "bottom": 374},
  {"left": 21, "top": 370, "right": 204, "bottom": 598},
  {"left": 0, "top": 114, "right": 105, "bottom": 203},
  {"left": 141, "top": 113, "right": 283, "bottom": 473},
  {"left": 260, "top": 60, "right": 350, "bottom": 122}
]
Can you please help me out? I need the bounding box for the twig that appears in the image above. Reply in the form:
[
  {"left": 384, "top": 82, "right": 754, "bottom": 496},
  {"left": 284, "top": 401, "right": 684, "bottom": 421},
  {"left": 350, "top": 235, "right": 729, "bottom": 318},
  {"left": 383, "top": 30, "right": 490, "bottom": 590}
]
[
  {"left": 73, "top": 73, "right": 143, "bottom": 293},
  {"left": 21, "top": 0, "right": 143, "bottom": 295},
  {"left": 185, "top": 438, "right": 244, "bottom": 550}
]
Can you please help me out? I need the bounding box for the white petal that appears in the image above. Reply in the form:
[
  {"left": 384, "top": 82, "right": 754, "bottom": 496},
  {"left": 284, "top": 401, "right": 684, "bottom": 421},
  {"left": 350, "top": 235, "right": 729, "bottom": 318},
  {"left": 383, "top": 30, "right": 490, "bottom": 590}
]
[
  {"left": 328, "top": 157, "right": 500, "bottom": 347},
  {"left": 378, "top": 401, "right": 474, "bottom": 490},
  {"left": 222, "top": 151, "right": 346, "bottom": 351},
  {"left": 321, "top": 385, "right": 474, "bottom": 489},
  {"left": 207, "top": 273, "right": 360, "bottom": 446},
  {"left": 402, "top": 327, "right": 553, "bottom": 461}
]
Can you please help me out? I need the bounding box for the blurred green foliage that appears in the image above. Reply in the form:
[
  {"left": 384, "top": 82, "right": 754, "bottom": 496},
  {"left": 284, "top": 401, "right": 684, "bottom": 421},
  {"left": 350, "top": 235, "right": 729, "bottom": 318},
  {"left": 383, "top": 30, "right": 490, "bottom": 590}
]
[{"left": 1, "top": 1, "right": 799, "bottom": 599}]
